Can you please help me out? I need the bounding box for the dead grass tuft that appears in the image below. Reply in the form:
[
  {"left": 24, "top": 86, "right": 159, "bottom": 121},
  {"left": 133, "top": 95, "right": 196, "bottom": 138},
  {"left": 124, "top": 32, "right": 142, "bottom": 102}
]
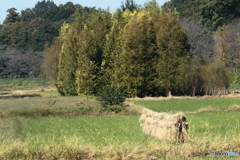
[
  {"left": 194, "top": 107, "right": 216, "bottom": 113},
  {"left": 11, "top": 90, "right": 24, "bottom": 95},
  {"left": 124, "top": 101, "right": 144, "bottom": 115},
  {"left": 229, "top": 104, "right": 240, "bottom": 111}
]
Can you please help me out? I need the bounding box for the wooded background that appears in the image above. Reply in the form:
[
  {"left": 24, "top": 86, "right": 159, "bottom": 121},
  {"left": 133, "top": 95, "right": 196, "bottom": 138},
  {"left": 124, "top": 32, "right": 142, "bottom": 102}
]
[{"left": 1, "top": 0, "right": 240, "bottom": 97}]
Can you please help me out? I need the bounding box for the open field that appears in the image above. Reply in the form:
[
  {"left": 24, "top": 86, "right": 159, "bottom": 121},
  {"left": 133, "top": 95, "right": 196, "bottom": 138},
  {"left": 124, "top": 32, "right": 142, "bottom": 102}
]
[
  {"left": 0, "top": 96, "right": 104, "bottom": 118},
  {"left": 0, "top": 111, "right": 239, "bottom": 159},
  {"left": 0, "top": 78, "right": 49, "bottom": 86},
  {"left": 133, "top": 98, "right": 240, "bottom": 113},
  {"left": 0, "top": 78, "right": 58, "bottom": 97},
  {"left": 0, "top": 79, "right": 239, "bottom": 159}
]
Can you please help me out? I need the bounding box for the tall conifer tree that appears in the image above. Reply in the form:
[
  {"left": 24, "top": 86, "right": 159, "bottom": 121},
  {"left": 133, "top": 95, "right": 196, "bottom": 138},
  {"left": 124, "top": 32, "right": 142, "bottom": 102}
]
[
  {"left": 56, "top": 23, "right": 80, "bottom": 96},
  {"left": 155, "top": 11, "right": 189, "bottom": 95}
]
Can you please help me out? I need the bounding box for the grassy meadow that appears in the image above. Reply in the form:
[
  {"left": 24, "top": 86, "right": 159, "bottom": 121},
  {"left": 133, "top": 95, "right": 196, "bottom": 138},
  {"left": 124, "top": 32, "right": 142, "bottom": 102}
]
[
  {"left": 0, "top": 78, "right": 49, "bottom": 86},
  {"left": 0, "top": 78, "right": 240, "bottom": 159},
  {"left": 0, "top": 78, "right": 57, "bottom": 96},
  {"left": 134, "top": 97, "right": 240, "bottom": 113}
]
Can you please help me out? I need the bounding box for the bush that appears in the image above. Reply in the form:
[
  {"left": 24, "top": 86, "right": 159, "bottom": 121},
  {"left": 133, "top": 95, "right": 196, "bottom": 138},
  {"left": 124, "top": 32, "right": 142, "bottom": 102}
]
[
  {"left": 96, "top": 86, "right": 126, "bottom": 106},
  {"left": 229, "top": 72, "right": 240, "bottom": 90}
]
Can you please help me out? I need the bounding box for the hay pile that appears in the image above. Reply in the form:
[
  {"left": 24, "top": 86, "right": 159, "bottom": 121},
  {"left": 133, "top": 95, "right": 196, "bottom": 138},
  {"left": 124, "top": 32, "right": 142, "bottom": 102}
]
[
  {"left": 12, "top": 90, "right": 24, "bottom": 95},
  {"left": 139, "top": 108, "right": 188, "bottom": 143}
]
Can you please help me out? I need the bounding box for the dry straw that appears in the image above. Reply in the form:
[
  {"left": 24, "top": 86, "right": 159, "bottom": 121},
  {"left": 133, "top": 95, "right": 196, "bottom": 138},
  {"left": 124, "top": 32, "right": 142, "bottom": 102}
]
[{"left": 139, "top": 108, "right": 188, "bottom": 143}]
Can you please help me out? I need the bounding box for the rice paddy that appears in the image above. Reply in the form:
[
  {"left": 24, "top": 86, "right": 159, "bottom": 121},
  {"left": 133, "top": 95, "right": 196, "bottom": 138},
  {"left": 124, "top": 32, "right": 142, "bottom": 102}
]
[{"left": 0, "top": 79, "right": 239, "bottom": 159}]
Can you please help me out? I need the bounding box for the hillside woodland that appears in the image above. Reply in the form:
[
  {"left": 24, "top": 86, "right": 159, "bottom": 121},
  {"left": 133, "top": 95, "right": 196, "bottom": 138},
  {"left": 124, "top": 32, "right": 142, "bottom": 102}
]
[{"left": 1, "top": 0, "right": 240, "bottom": 97}]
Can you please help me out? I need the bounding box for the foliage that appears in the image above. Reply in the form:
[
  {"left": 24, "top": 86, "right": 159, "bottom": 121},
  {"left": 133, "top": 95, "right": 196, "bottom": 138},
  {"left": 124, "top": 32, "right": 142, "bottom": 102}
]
[
  {"left": 96, "top": 86, "right": 126, "bottom": 107},
  {"left": 0, "top": 1, "right": 94, "bottom": 51},
  {"left": 31, "top": 0, "right": 59, "bottom": 21},
  {"left": 3, "top": 0, "right": 240, "bottom": 97},
  {"left": 49, "top": 1, "right": 234, "bottom": 97},
  {"left": 198, "top": 0, "right": 240, "bottom": 29},
  {"left": 179, "top": 58, "right": 204, "bottom": 96},
  {"left": 154, "top": 11, "right": 190, "bottom": 95},
  {"left": 170, "top": 0, "right": 208, "bottom": 19},
  {"left": 107, "top": 10, "right": 158, "bottom": 97},
  {"left": 75, "top": 11, "right": 111, "bottom": 95},
  {"left": 120, "top": 0, "right": 138, "bottom": 12},
  {"left": 40, "top": 37, "right": 62, "bottom": 84},
  {"left": 56, "top": 23, "right": 78, "bottom": 96},
  {"left": 56, "top": 10, "right": 111, "bottom": 96},
  {"left": 229, "top": 71, "right": 240, "bottom": 90},
  {"left": 3, "top": 8, "right": 20, "bottom": 24},
  {"left": 214, "top": 25, "right": 233, "bottom": 67},
  {"left": 170, "top": 0, "right": 240, "bottom": 30}
]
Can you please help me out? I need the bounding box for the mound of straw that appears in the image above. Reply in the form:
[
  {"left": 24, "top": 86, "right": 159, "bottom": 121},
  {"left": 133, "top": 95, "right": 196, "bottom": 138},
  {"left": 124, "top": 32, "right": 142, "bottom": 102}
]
[{"left": 139, "top": 108, "right": 188, "bottom": 143}]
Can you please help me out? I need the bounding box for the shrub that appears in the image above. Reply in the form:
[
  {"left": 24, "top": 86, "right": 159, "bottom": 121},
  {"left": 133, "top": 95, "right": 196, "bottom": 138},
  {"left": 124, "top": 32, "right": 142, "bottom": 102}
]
[{"left": 96, "top": 86, "right": 126, "bottom": 106}]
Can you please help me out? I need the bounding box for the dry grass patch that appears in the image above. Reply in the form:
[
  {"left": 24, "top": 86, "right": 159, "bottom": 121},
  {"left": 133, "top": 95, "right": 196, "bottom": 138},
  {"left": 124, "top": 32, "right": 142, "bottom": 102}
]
[
  {"left": 11, "top": 90, "right": 24, "bottom": 95},
  {"left": 124, "top": 101, "right": 144, "bottom": 115},
  {"left": 1, "top": 136, "right": 239, "bottom": 159}
]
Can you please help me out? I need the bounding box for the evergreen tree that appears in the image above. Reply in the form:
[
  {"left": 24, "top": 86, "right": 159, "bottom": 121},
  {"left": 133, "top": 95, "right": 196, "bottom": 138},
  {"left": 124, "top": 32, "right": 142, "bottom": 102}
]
[
  {"left": 20, "top": 8, "right": 34, "bottom": 22},
  {"left": 121, "top": 0, "right": 138, "bottom": 12},
  {"left": 56, "top": 23, "right": 79, "bottom": 96},
  {"left": 103, "top": 10, "right": 157, "bottom": 97},
  {"left": 75, "top": 11, "right": 111, "bottom": 95},
  {"left": 101, "top": 11, "right": 125, "bottom": 89},
  {"left": 199, "top": 0, "right": 240, "bottom": 29},
  {"left": 75, "top": 25, "right": 98, "bottom": 95},
  {"left": 154, "top": 12, "right": 190, "bottom": 95},
  {"left": 32, "top": 0, "right": 59, "bottom": 21},
  {"left": 3, "top": 8, "right": 20, "bottom": 24}
]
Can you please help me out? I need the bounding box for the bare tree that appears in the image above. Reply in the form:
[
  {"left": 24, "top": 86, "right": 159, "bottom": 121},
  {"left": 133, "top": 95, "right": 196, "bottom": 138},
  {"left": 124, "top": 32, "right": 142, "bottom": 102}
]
[
  {"left": 0, "top": 48, "right": 43, "bottom": 76},
  {"left": 180, "top": 18, "right": 214, "bottom": 59}
]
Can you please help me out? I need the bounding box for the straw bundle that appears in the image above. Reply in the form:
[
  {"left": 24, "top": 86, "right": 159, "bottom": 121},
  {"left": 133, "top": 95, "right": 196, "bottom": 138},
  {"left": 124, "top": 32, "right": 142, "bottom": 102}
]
[{"left": 139, "top": 108, "right": 188, "bottom": 143}]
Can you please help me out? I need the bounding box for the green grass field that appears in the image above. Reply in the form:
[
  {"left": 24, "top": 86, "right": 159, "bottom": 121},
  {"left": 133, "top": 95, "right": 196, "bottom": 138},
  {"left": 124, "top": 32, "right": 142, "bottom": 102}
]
[
  {"left": 133, "top": 98, "right": 240, "bottom": 112},
  {"left": 10, "top": 112, "right": 240, "bottom": 147},
  {"left": 0, "top": 80, "right": 239, "bottom": 159},
  {"left": 1, "top": 111, "right": 239, "bottom": 159},
  {"left": 0, "top": 78, "right": 58, "bottom": 97},
  {"left": 187, "top": 112, "right": 240, "bottom": 138},
  {"left": 0, "top": 78, "right": 49, "bottom": 87}
]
